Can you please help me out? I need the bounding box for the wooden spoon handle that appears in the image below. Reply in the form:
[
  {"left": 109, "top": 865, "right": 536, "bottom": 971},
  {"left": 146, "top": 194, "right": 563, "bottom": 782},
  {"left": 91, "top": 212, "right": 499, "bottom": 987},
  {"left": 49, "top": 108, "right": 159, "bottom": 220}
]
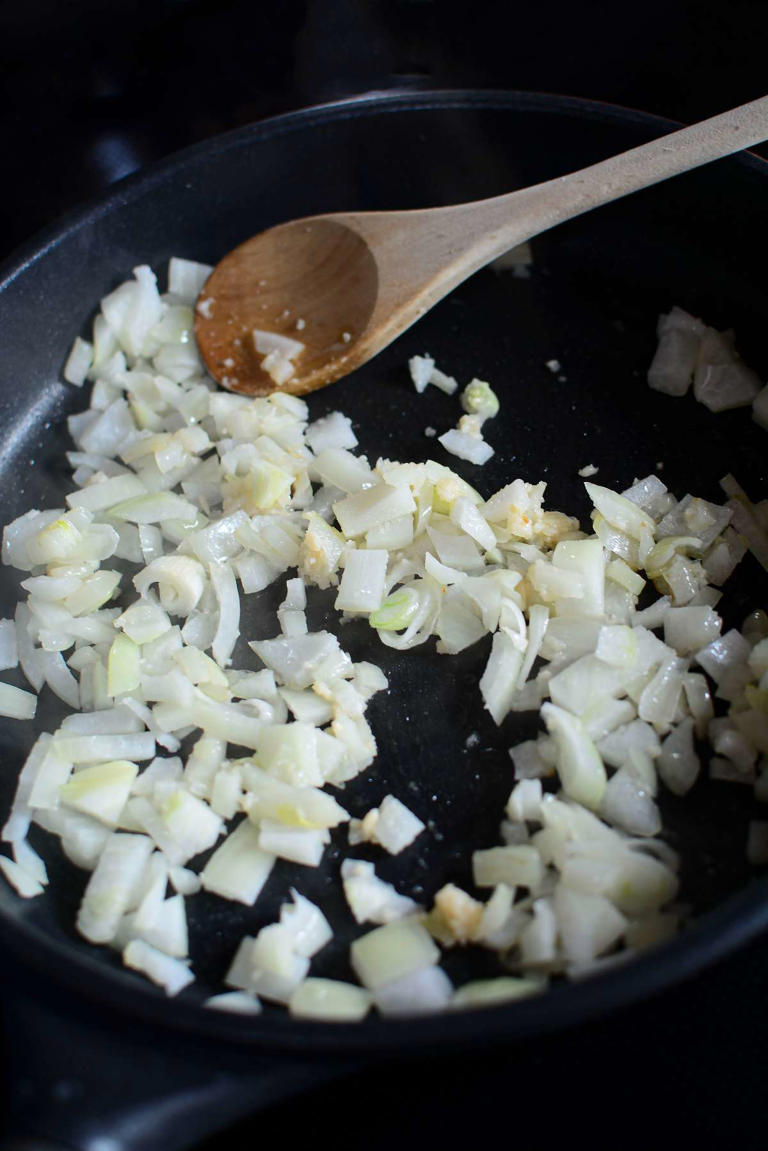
[{"left": 454, "top": 93, "right": 768, "bottom": 260}]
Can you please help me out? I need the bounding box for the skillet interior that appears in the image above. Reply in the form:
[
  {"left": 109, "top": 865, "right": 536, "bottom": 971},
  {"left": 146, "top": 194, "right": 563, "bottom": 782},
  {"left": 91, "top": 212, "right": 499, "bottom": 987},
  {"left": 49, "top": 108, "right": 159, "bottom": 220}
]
[{"left": 1, "top": 91, "right": 768, "bottom": 1052}]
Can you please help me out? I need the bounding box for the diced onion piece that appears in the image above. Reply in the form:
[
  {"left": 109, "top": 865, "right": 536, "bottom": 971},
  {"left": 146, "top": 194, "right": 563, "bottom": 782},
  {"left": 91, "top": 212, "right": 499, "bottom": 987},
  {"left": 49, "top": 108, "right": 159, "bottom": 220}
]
[
  {"left": 554, "top": 884, "right": 627, "bottom": 962},
  {"left": 253, "top": 329, "right": 305, "bottom": 359},
  {"left": 226, "top": 927, "right": 309, "bottom": 1004},
  {"left": 77, "top": 833, "right": 153, "bottom": 943},
  {"left": 695, "top": 629, "right": 751, "bottom": 684},
  {"left": 350, "top": 920, "right": 440, "bottom": 990},
  {"left": 108, "top": 633, "right": 141, "bottom": 696},
  {"left": 585, "top": 482, "right": 656, "bottom": 540},
  {"left": 480, "top": 632, "right": 524, "bottom": 725},
  {"left": 450, "top": 497, "right": 496, "bottom": 551},
  {"left": 0, "top": 619, "right": 18, "bottom": 672},
  {"left": 63, "top": 337, "right": 94, "bottom": 386},
  {"left": 0, "top": 855, "right": 45, "bottom": 898},
  {"left": 472, "top": 845, "right": 544, "bottom": 891},
  {"left": 663, "top": 606, "right": 721, "bottom": 656},
  {"left": 279, "top": 889, "right": 332, "bottom": 957},
  {"left": 335, "top": 549, "right": 388, "bottom": 614},
  {"left": 373, "top": 965, "right": 454, "bottom": 1017},
  {"left": 657, "top": 718, "right": 699, "bottom": 796},
  {"left": 250, "top": 631, "right": 341, "bottom": 690},
  {"left": 198, "top": 819, "right": 273, "bottom": 904},
  {"left": 60, "top": 760, "right": 138, "bottom": 827},
  {"left": 312, "top": 448, "right": 371, "bottom": 494},
  {"left": 695, "top": 358, "right": 761, "bottom": 413},
  {"left": 111, "top": 492, "right": 199, "bottom": 525},
  {"left": 209, "top": 560, "right": 240, "bottom": 667},
  {"left": 67, "top": 473, "right": 147, "bottom": 513},
  {"left": 506, "top": 778, "right": 543, "bottom": 822},
  {"left": 595, "top": 625, "right": 637, "bottom": 669},
  {"left": 552, "top": 539, "right": 605, "bottom": 618},
  {"left": 0, "top": 681, "right": 37, "bottom": 720},
  {"left": 117, "top": 600, "right": 172, "bottom": 644},
  {"left": 452, "top": 976, "right": 546, "bottom": 1008},
  {"left": 334, "top": 484, "right": 415, "bottom": 538},
  {"left": 607, "top": 558, "right": 645, "bottom": 596},
  {"left": 368, "top": 795, "right": 425, "bottom": 854},
  {"left": 123, "top": 939, "right": 194, "bottom": 996},
  {"left": 518, "top": 897, "right": 557, "bottom": 966},
  {"left": 256, "top": 723, "right": 321, "bottom": 787},
  {"left": 438, "top": 429, "right": 494, "bottom": 465},
  {"left": 146, "top": 788, "right": 223, "bottom": 865},
  {"left": 600, "top": 769, "right": 661, "bottom": 837},
  {"left": 647, "top": 308, "right": 703, "bottom": 396},
  {"left": 541, "top": 702, "right": 607, "bottom": 809},
  {"left": 289, "top": 978, "right": 372, "bottom": 1021},
  {"left": 242, "top": 765, "right": 348, "bottom": 829},
  {"left": 341, "top": 859, "right": 420, "bottom": 924},
  {"left": 257, "top": 820, "right": 328, "bottom": 866},
  {"left": 168, "top": 257, "right": 213, "bottom": 303},
  {"left": 204, "top": 991, "right": 262, "bottom": 1014},
  {"left": 55, "top": 733, "right": 156, "bottom": 765},
  {"left": 408, "top": 354, "right": 434, "bottom": 393},
  {"left": 306, "top": 411, "right": 358, "bottom": 454}
]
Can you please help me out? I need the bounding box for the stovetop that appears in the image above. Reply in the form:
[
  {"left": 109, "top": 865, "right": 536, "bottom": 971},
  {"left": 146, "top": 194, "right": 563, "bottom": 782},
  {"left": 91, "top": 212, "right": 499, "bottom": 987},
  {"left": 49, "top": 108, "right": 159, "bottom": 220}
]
[{"left": 1, "top": 2, "right": 767, "bottom": 1147}]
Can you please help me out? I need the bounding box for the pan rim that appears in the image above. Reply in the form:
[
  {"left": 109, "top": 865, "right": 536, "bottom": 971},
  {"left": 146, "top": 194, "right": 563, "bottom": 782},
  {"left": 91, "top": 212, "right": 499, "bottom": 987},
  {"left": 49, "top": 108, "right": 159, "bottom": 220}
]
[{"left": 2, "top": 86, "right": 768, "bottom": 1053}]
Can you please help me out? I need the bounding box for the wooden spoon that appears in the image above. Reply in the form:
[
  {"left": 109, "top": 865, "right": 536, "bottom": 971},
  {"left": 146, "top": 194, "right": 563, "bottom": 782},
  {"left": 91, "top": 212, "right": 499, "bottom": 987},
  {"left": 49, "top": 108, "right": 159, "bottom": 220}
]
[{"left": 195, "top": 95, "right": 768, "bottom": 396}]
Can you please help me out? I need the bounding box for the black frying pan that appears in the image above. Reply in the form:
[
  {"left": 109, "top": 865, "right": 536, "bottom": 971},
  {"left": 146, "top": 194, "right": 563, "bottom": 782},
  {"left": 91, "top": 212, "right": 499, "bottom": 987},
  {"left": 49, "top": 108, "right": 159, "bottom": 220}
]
[{"left": 2, "top": 90, "right": 768, "bottom": 1150}]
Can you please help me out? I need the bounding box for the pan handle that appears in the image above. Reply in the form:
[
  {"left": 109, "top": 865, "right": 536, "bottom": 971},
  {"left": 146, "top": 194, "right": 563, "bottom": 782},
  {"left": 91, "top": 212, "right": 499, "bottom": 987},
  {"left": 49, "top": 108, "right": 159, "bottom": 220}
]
[{"left": 0, "top": 982, "right": 355, "bottom": 1151}]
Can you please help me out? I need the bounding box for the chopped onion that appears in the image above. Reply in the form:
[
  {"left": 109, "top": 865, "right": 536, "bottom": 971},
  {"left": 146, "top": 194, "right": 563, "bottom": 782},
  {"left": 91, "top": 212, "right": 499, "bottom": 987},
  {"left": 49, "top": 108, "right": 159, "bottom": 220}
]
[
  {"left": 3, "top": 256, "right": 765, "bottom": 1016},
  {"left": 289, "top": 978, "right": 371, "bottom": 1021},
  {"left": 438, "top": 429, "right": 494, "bottom": 466},
  {"left": 373, "top": 965, "right": 453, "bottom": 1017},
  {"left": 341, "top": 859, "right": 420, "bottom": 924},
  {"left": 0, "top": 681, "right": 37, "bottom": 720},
  {"left": 350, "top": 920, "right": 440, "bottom": 990},
  {"left": 123, "top": 939, "right": 193, "bottom": 996},
  {"left": 77, "top": 833, "right": 153, "bottom": 943},
  {"left": 0, "top": 855, "right": 45, "bottom": 898}
]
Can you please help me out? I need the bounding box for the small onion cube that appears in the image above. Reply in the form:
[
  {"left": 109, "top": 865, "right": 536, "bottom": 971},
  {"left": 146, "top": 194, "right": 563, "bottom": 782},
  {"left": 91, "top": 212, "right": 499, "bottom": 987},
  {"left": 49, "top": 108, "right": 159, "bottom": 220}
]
[
  {"left": 438, "top": 429, "right": 493, "bottom": 465},
  {"left": 200, "top": 820, "right": 275, "bottom": 905},
  {"left": 341, "top": 859, "right": 420, "bottom": 925},
  {"left": 472, "top": 845, "right": 544, "bottom": 891},
  {"left": 289, "top": 978, "right": 372, "bottom": 1021},
  {"left": 226, "top": 926, "right": 309, "bottom": 1004},
  {"left": 0, "top": 855, "right": 45, "bottom": 898},
  {"left": 77, "top": 833, "right": 153, "bottom": 943},
  {"left": 279, "top": 889, "right": 332, "bottom": 958},
  {"left": 373, "top": 965, "right": 454, "bottom": 1017},
  {"left": 369, "top": 795, "right": 425, "bottom": 854},
  {"left": 0, "top": 681, "right": 37, "bottom": 720},
  {"left": 334, "top": 549, "right": 388, "bottom": 614},
  {"left": 205, "top": 991, "right": 262, "bottom": 1014},
  {"left": 60, "top": 759, "right": 138, "bottom": 827},
  {"left": 350, "top": 920, "right": 439, "bottom": 990},
  {"left": 257, "top": 821, "right": 329, "bottom": 867},
  {"left": 123, "top": 939, "right": 194, "bottom": 996}
]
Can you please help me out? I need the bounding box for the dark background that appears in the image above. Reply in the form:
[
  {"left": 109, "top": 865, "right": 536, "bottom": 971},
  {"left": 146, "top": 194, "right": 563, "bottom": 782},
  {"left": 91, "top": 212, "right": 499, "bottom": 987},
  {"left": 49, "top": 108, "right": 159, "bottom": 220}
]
[
  {"left": 2, "top": 0, "right": 768, "bottom": 257},
  {"left": 1, "top": 1, "right": 768, "bottom": 1147}
]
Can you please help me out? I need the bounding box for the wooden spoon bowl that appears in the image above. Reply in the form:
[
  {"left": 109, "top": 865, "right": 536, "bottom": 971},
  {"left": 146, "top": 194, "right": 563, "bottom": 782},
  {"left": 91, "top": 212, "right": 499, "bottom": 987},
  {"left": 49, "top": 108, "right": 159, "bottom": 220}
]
[{"left": 196, "top": 218, "right": 379, "bottom": 395}]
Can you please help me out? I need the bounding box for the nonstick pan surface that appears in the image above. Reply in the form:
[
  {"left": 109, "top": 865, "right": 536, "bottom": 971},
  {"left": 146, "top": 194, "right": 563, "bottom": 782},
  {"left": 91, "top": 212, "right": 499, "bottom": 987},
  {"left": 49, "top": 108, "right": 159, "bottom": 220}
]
[{"left": 1, "top": 89, "right": 768, "bottom": 1080}]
